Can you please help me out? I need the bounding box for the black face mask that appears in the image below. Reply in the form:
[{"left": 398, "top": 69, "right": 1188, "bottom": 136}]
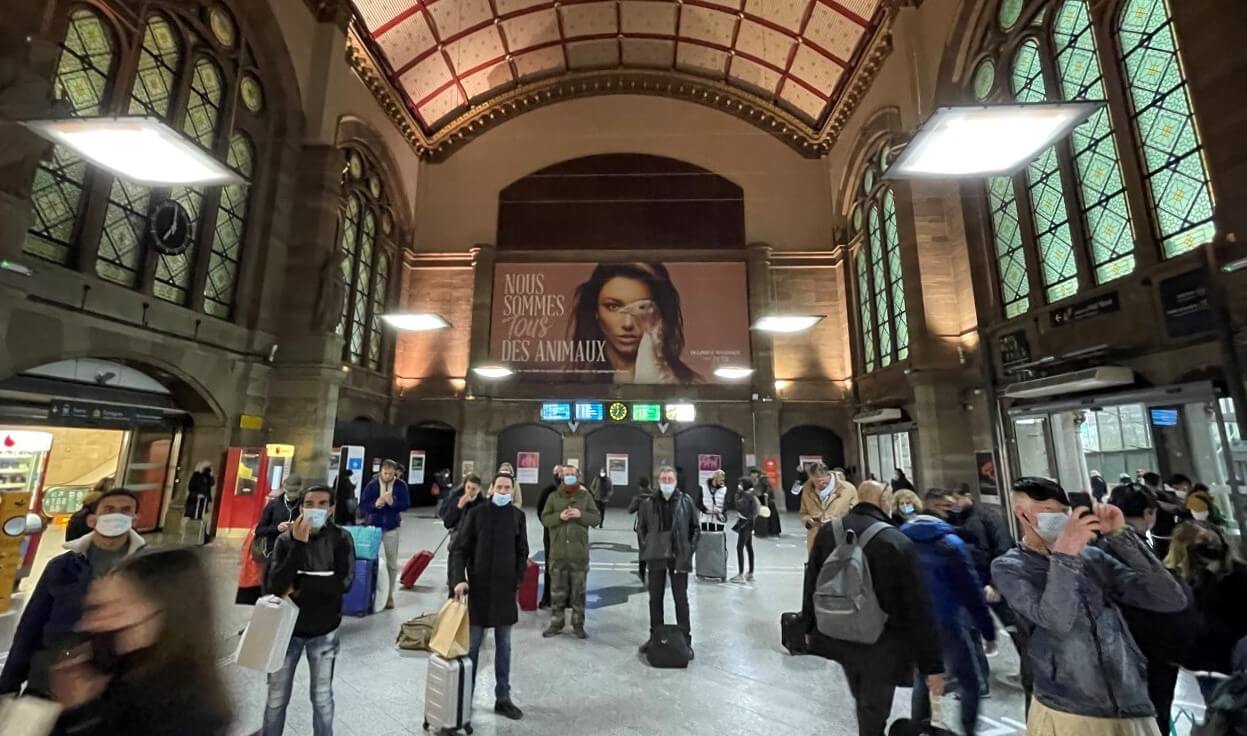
[{"left": 1193, "top": 542, "right": 1224, "bottom": 562}]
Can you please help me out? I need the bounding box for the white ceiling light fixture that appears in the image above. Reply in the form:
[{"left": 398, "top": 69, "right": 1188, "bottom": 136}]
[
  {"left": 21, "top": 117, "right": 243, "bottom": 186},
  {"left": 886, "top": 102, "right": 1101, "bottom": 179},
  {"left": 714, "top": 366, "right": 755, "bottom": 380},
  {"left": 381, "top": 313, "right": 451, "bottom": 331},
  {"left": 472, "top": 364, "right": 514, "bottom": 379},
  {"left": 752, "top": 315, "right": 825, "bottom": 334}
]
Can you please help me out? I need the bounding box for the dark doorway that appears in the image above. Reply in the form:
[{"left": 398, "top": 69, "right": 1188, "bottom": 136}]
[
  {"left": 584, "top": 424, "right": 653, "bottom": 511},
  {"left": 673, "top": 425, "right": 744, "bottom": 509},
  {"left": 496, "top": 423, "right": 564, "bottom": 508},
  {"left": 780, "top": 425, "right": 845, "bottom": 511},
  {"left": 405, "top": 422, "right": 456, "bottom": 508}
]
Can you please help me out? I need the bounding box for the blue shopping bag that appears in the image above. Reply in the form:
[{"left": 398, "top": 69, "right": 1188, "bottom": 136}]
[{"left": 346, "top": 525, "right": 383, "bottom": 560}]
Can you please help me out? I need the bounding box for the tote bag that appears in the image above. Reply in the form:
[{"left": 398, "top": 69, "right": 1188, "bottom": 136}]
[{"left": 429, "top": 597, "right": 470, "bottom": 659}]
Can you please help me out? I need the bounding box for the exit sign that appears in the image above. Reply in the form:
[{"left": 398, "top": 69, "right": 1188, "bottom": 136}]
[{"left": 631, "top": 403, "right": 662, "bottom": 422}]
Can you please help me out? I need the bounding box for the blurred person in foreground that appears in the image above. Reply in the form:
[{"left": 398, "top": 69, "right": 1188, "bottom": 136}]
[{"left": 993, "top": 477, "right": 1186, "bottom": 736}]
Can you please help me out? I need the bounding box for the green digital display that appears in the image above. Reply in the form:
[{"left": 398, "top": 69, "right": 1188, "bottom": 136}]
[{"left": 631, "top": 403, "right": 662, "bottom": 422}]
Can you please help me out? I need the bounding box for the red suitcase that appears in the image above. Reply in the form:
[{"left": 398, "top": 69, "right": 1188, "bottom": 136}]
[
  {"left": 400, "top": 533, "right": 449, "bottom": 589},
  {"left": 518, "top": 559, "right": 539, "bottom": 611}
]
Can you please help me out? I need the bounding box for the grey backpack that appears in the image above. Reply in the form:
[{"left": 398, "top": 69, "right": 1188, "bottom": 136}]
[{"left": 813, "top": 518, "right": 889, "bottom": 644}]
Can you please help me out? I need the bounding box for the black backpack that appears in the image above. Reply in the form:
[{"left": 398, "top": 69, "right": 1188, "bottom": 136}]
[{"left": 645, "top": 625, "right": 692, "bottom": 669}]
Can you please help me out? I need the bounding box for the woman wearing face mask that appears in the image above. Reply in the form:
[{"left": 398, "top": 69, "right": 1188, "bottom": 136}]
[
  {"left": 1184, "top": 483, "right": 1227, "bottom": 528},
  {"left": 50, "top": 548, "right": 232, "bottom": 736},
  {"left": 698, "top": 470, "right": 728, "bottom": 532},
  {"left": 892, "top": 489, "right": 923, "bottom": 525},
  {"left": 1167, "top": 521, "right": 1247, "bottom": 702}
]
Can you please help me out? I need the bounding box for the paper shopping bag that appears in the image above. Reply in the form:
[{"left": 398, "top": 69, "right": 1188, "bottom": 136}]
[
  {"left": 0, "top": 696, "right": 62, "bottom": 736},
  {"left": 236, "top": 595, "right": 300, "bottom": 673},
  {"left": 429, "top": 597, "right": 470, "bottom": 659}
]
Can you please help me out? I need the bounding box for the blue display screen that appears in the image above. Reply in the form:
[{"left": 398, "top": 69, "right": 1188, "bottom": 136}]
[
  {"left": 540, "top": 403, "right": 572, "bottom": 421},
  {"left": 1150, "top": 408, "right": 1179, "bottom": 427},
  {"left": 575, "top": 402, "right": 604, "bottom": 421}
]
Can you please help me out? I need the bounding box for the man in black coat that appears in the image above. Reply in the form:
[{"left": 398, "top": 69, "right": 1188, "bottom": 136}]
[
  {"left": 450, "top": 474, "right": 528, "bottom": 721},
  {"left": 802, "top": 480, "right": 944, "bottom": 736}
]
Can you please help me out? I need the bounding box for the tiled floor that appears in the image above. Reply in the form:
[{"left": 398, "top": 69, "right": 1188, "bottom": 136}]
[{"left": 3, "top": 509, "right": 1212, "bottom": 736}]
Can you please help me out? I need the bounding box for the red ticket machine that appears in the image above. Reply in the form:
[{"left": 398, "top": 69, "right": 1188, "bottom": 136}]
[{"left": 215, "top": 444, "right": 295, "bottom": 533}]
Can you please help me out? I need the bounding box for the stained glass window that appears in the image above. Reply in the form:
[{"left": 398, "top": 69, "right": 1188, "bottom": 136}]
[
  {"left": 182, "top": 58, "right": 224, "bottom": 149},
  {"left": 25, "top": 9, "right": 115, "bottom": 264},
  {"left": 1013, "top": 39, "right": 1080, "bottom": 303},
  {"left": 972, "top": 58, "right": 996, "bottom": 101},
  {"left": 883, "top": 190, "right": 908, "bottom": 359},
  {"left": 870, "top": 204, "right": 893, "bottom": 368},
  {"left": 368, "top": 252, "right": 391, "bottom": 370},
  {"left": 1054, "top": 0, "right": 1136, "bottom": 283},
  {"left": 97, "top": 16, "right": 181, "bottom": 286},
  {"left": 336, "top": 195, "right": 363, "bottom": 337},
  {"left": 349, "top": 212, "right": 377, "bottom": 364},
  {"left": 987, "top": 176, "right": 1032, "bottom": 318},
  {"left": 999, "top": 0, "right": 1024, "bottom": 30},
  {"left": 1117, "top": 0, "right": 1216, "bottom": 257},
  {"left": 856, "top": 249, "right": 875, "bottom": 373},
  {"left": 204, "top": 134, "right": 253, "bottom": 318}
]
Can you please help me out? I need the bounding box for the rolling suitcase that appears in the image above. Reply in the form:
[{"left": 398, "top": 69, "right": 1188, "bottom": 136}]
[
  {"left": 343, "top": 558, "right": 377, "bottom": 616},
  {"left": 517, "top": 559, "right": 539, "bottom": 611},
  {"left": 695, "top": 530, "right": 728, "bottom": 581},
  {"left": 402, "top": 533, "right": 450, "bottom": 589},
  {"left": 423, "top": 653, "right": 473, "bottom": 735},
  {"left": 781, "top": 611, "right": 808, "bottom": 655}
]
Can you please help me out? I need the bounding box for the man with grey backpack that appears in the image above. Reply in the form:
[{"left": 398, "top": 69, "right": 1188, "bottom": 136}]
[{"left": 800, "top": 480, "right": 944, "bottom": 736}]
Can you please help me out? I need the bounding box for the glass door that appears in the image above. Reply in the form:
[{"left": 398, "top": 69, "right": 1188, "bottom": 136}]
[
  {"left": 862, "top": 426, "right": 916, "bottom": 486},
  {"left": 1012, "top": 415, "right": 1054, "bottom": 480},
  {"left": 118, "top": 425, "right": 182, "bottom": 531}
]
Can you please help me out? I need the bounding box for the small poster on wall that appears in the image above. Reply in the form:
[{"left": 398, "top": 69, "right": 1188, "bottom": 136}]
[
  {"left": 408, "top": 450, "right": 426, "bottom": 485},
  {"left": 697, "top": 454, "right": 721, "bottom": 489},
  {"left": 516, "top": 452, "right": 541, "bottom": 484},
  {"left": 976, "top": 451, "right": 998, "bottom": 497},
  {"left": 461, "top": 460, "right": 475, "bottom": 479},
  {"left": 606, "top": 453, "right": 629, "bottom": 486}
]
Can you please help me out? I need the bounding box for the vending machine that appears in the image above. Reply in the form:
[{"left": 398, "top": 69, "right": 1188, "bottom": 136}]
[
  {"left": 214, "top": 444, "right": 295, "bottom": 533},
  {"left": 0, "top": 430, "right": 52, "bottom": 610}
]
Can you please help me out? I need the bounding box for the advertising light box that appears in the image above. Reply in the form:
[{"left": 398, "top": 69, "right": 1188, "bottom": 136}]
[
  {"left": 665, "top": 403, "right": 696, "bottom": 422},
  {"left": 631, "top": 403, "right": 662, "bottom": 422},
  {"left": 540, "top": 402, "right": 572, "bottom": 422},
  {"left": 574, "top": 402, "right": 604, "bottom": 421}
]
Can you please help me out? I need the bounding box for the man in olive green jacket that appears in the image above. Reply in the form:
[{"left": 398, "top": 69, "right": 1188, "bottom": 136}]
[{"left": 540, "top": 473, "right": 602, "bottom": 638}]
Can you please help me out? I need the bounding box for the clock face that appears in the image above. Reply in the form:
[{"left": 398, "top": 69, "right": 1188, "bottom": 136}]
[
  {"left": 240, "top": 74, "right": 263, "bottom": 113},
  {"left": 608, "top": 402, "right": 628, "bottom": 422},
  {"left": 148, "top": 200, "right": 194, "bottom": 256},
  {"left": 208, "top": 6, "right": 236, "bottom": 48}
]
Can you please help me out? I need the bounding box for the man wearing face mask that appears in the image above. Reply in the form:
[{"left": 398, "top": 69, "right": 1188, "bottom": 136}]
[
  {"left": 637, "top": 466, "right": 701, "bottom": 657},
  {"left": 799, "top": 462, "right": 858, "bottom": 553},
  {"left": 1, "top": 489, "right": 146, "bottom": 697},
  {"left": 992, "top": 477, "right": 1186, "bottom": 735},
  {"left": 541, "top": 466, "right": 601, "bottom": 638},
  {"left": 451, "top": 474, "right": 528, "bottom": 721},
  {"left": 359, "top": 459, "right": 412, "bottom": 610},
  {"left": 263, "top": 485, "right": 356, "bottom": 736}
]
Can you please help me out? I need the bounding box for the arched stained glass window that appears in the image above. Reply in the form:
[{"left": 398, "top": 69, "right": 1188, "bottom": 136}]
[
  {"left": 25, "top": 8, "right": 115, "bottom": 264},
  {"left": 870, "top": 204, "right": 893, "bottom": 368},
  {"left": 1117, "top": 0, "right": 1215, "bottom": 257},
  {"left": 1053, "top": 0, "right": 1136, "bottom": 283},
  {"left": 988, "top": 176, "right": 1031, "bottom": 318},
  {"left": 883, "top": 191, "right": 908, "bottom": 360},
  {"left": 336, "top": 195, "right": 363, "bottom": 338},
  {"left": 96, "top": 15, "right": 182, "bottom": 287},
  {"left": 1013, "top": 39, "right": 1079, "bottom": 303},
  {"left": 349, "top": 212, "right": 377, "bottom": 364},
  {"left": 337, "top": 148, "right": 396, "bottom": 368},
  {"left": 204, "top": 134, "right": 254, "bottom": 318},
  {"left": 856, "top": 249, "right": 875, "bottom": 373},
  {"left": 368, "top": 252, "right": 391, "bottom": 370}
]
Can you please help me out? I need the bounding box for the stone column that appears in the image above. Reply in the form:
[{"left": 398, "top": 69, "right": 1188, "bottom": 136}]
[
  {"left": 745, "top": 243, "right": 782, "bottom": 471},
  {"left": 264, "top": 145, "right": 348, "bottom": 483},
  {"left": 466, "top": 244, "right": 497, "bottom": 396},
  {"left": 910, "top": 370, "right": 976, "bottom": 489}
]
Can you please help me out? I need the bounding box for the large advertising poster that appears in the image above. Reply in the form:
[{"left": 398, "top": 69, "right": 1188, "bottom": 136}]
[{"left": 491, "top": 262, "right": 749, "bottom": 384}]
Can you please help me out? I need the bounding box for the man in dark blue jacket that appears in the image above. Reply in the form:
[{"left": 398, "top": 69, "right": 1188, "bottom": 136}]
[
  {"left": 0, "top": 489, "right": 146, "bottom": 696},
  {"left": 902, "top": 490, "right": 997, "bottom": 736},
  {"left": 359, "top": 459, "right": 410, "bottom": 609}
]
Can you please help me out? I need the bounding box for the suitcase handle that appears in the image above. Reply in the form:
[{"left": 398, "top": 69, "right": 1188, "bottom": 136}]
[{"left": 432, "top": 532, "right": 451, "bottom": 557}]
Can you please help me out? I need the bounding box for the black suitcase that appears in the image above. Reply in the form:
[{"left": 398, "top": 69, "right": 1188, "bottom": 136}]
[
  {"left": 781, "top": 611, "right": 808, "bottom": 655},
  {"left": 645, "top": 625, "right": 692, "bottom": 669}
]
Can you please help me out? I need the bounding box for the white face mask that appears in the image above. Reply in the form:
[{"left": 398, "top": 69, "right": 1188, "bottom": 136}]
[
  {"left": 659, "top": 483, "right": 676, "bottom": 498},
  {"left": 1034, "top": 511, "right": 1070, "bottom": 545},
  {"left": 94, "top": 513, "right": 134, "bottom": 538},
  {"left": 900, "top": 504, "right": 915, "bottom": 516}
]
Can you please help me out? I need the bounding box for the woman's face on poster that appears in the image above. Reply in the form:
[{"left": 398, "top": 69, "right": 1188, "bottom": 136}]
[{"left": 596, "top": 276, "right": 657, "bottom": 360}]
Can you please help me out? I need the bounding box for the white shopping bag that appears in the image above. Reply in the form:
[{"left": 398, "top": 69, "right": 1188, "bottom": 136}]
[
  {"left": 235, "top": 595, "right": 300, "bottom": 673},
  {"left": 0, "top": 695, "right": 62, "bottom": 736},
  {"left": 375, "top": 539, "right": 390, "bottom": 612}
]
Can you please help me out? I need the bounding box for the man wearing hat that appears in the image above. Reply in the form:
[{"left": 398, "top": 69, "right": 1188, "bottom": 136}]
[{"left": 255, "top": 474, "right": 305, "bottom": 564}]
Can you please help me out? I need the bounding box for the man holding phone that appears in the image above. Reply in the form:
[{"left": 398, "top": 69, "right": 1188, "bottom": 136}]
[{"left": 992, "top": 477, "right": 1186, "bottom": 734}]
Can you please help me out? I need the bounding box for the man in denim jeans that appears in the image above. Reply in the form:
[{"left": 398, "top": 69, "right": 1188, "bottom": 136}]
[{"left": 263, "top": 486, "right": 357, "bottom": 735}]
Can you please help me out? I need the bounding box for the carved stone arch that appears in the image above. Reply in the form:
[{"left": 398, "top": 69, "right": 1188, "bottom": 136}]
[
  {"left": 835, "top": 107, "right": 904, "bottom": 219},
  {"left": 335, "top": 116, "right": 414, "bottom": 238},
  {"left": 228, "top": 0, "right": 306, "bottom": 143}
]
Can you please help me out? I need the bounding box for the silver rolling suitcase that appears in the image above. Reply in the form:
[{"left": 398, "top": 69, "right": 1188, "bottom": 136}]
[
  {"left": 695, "top": 530, "right": 728, "bottom": 581},
  {"left": 423, "top": 653, "right": 473, "bottom": 735}
]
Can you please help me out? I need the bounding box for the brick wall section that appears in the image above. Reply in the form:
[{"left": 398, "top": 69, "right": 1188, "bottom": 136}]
[
  {"left": 770, "top": 265, "right": 851, "bottom": 382},
  {"left": 393, "top": 266, "right": 474, "bottom": 388}
]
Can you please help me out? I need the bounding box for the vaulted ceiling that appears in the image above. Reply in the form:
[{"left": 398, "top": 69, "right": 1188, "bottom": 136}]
[{"left": 347, "top": 0, "right": 894, "bottom": 159}]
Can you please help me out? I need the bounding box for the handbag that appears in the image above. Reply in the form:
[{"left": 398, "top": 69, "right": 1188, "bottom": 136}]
[
  {"left": 249, "top": 532, "right": 270, "bottom": 563},
  {"left": 396, "top": 612, "right": 439, "bottom": 651},
  {"left": 429, "top": 597, "right": 471, "bottom": 659}
]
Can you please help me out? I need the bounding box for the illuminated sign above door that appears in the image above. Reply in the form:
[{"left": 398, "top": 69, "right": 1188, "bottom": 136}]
[
  {"left": 631, "top": 403, "right": 662, "bottom": 422},
  {"left": 574, "top": 403, "right": 604, "bottom": 421},
  {"left": 540, "top": 403, "right": 572, "bottom": 421}
]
